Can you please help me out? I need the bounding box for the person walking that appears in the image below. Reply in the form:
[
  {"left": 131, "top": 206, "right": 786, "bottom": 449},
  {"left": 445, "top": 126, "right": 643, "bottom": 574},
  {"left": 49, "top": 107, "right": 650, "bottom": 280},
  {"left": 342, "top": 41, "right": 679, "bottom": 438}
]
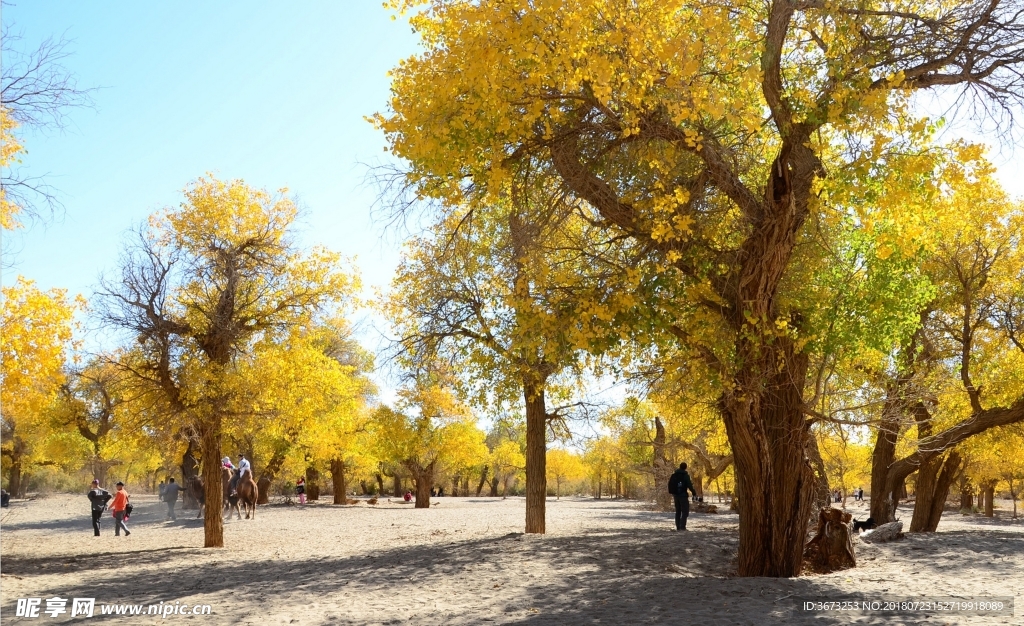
[
  {"left": 110, "top": 482, "right": 131, "bottom": 537},
  {"left": 668, "top": 462, "right": 698, "bottom": 531},
  {"left": 87, "top": 479, "right": 112, "bottom": 536},
  {"left": 164, "top": 477, "right": 181, "bottom": 521},
  {"left": 296, "top": 476, "right": 306, "bottom": 504}
]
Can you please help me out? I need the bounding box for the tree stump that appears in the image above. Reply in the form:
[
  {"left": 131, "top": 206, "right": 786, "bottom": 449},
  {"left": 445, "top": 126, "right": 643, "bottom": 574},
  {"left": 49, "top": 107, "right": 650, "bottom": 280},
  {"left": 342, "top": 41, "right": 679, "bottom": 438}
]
[{"left": 803, "top": 507, "right": 856, "bottom": 574}]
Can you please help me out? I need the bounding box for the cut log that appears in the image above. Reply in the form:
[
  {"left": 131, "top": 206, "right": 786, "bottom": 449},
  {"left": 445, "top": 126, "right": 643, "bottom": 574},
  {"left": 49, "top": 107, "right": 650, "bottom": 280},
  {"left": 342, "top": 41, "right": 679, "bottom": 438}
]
[
  {"left": 860, "top": 521, "right": 904, "bottom": 543},
  {"left": 803, "top": 507, "right": 856, "bottom": 574}
]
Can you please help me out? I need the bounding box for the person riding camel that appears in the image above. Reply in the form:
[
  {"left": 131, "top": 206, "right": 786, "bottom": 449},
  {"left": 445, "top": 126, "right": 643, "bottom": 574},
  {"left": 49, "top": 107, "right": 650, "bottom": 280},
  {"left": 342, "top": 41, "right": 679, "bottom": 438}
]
[
  {"left": 223, "top": 456, "right": 238, "bottom": 496},
  {"left": 231, "top": 455, "right": 251, "bottom": 495}
]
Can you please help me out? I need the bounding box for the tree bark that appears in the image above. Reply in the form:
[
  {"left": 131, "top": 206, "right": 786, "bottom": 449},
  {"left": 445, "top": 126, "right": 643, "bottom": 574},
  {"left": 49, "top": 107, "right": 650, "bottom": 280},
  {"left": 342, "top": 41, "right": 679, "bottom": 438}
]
[
  {"left": 870, "top": 401, "right": 903, "bottom": 522},
  {"left": 909, "top": 451, "right": 962, "bottom": 532},
  {"left": 330, "top": 458, "right": 348, "bottom": 504},
  {"left": 721, "top": 337, "right": 814, "bottom": 577},
  {"left": 524, "top": 380, "right": 547, "bottom": 534},
  {"left": 805, "top": 434, "right": 831, "bottom": 515},
  {"left": 803, "top": 507, "right": 856, "bottom": 574},
  {"left": 392, "top": 475, "right": 402, "bottom": 497},
  {"left": 489, "top": 475, "right": 499, "bottom": 497},
  {"left": 408, "top": 461, "right": 434, "bottom": 508},
  {"left": 200, "top": 414, "right": 224, "bottom": 548}
]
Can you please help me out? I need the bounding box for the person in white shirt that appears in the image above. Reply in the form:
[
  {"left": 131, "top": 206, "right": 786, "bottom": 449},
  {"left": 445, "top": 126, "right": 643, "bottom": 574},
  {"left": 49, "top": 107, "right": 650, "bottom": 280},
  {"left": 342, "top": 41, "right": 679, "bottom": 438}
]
[{"left": 229, "top": 455, "right": 251, "bottom": 495}]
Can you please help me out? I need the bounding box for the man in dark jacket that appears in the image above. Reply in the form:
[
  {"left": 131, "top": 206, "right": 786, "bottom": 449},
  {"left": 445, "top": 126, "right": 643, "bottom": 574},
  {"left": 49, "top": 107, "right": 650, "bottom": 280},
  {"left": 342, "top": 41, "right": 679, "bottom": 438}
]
[
  {"left": 668, "top": 463, "right": 698, "bottom": 531},
  {"left": 87, "top": 479, "right": 112, "bottom": 536}
]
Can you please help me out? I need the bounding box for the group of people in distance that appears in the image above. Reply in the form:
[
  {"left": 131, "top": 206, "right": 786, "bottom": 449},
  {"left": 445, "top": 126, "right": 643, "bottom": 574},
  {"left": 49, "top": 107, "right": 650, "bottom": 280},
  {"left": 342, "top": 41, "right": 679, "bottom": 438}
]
[
  {"left": 831, "top": 487, "right": 866, "bottom": 503},
  {"left": 81, "top": 459, "right": 731, "bottom": 535}
]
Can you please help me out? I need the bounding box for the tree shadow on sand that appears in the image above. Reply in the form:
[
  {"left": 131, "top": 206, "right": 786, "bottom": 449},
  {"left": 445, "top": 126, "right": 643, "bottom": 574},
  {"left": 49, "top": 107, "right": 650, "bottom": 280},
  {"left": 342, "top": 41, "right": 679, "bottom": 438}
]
[{"left": 5, "top": 508, "right": 1015, "bottom": 626}]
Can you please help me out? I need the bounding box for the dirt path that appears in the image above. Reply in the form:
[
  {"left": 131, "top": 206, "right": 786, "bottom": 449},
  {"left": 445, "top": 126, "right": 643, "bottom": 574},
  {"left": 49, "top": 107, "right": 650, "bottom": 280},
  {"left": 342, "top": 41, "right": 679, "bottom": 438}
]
[{"left": 1, "top": 494, "right": 1021, "bottom": 624}]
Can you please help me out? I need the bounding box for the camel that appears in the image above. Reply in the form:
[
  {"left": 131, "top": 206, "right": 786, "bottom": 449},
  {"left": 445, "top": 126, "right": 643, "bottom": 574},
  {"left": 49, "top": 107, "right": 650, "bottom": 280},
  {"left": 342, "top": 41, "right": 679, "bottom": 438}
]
[
  {"left": 188, "top": 469, "right": 238, "bottom": 519},
  {"left": 234, "top": 468, "right": 258, "bottom": 519}
]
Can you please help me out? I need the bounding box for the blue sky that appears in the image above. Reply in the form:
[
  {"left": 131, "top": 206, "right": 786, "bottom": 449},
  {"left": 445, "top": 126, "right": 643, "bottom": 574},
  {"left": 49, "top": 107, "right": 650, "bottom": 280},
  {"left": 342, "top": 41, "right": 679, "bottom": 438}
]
[
  {"left": 2, "top": 1, "right": 419, "bottom": 326},
  {"left": 3, "top": 1, "right": 1023, "bottom": 404}
]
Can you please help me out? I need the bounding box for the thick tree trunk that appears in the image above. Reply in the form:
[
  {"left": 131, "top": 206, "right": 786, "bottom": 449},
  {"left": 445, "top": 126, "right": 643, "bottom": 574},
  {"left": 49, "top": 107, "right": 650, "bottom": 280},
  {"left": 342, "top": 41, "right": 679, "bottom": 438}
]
[
  {"left": 461, "top": 475, "right": 469, "bottom": 496},
  {"left": 489, "top": 475, "right": 499, "bottom": 497},
  {"left": 330, "top": 458, "right": 347, "bottom": 504},
  {"left": 652, "top": 417, "right": 672, "bottom": 511},
  {"left": 451, "top": 474, "right": 460, "bottom": 497},
  {"left": 200, "top": 415, "right": 225, "bottom": 548},
  {"left": 257, "top": 449, "right": 287, "bottom": 504},
  {"left": 524, "top": 380, "right": 547, "bottom": 534},
  {"left": 393, "top": 475, "right": 402, "bottom": 497},
  {"left": 870, "top": 407, "right": 902, "bottom": 522},
  {"left": 910, "top": 451, "right": 962, "bottom": 532},
  {"left": 721, "top": 338, "right": 814, "bottom": 577},
  {"left": 475, "top": 466, "right": 488, "bottom": 496},
  {"left": 410, "top": 462, "right": 434, "bottom": 508}
]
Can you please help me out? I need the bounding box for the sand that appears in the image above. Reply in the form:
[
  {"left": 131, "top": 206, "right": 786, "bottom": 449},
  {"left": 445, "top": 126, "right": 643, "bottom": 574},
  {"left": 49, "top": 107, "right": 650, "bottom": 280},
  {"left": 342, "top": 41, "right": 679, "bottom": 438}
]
[{"left": 1, "top": 494, "right": 1021, "bottom": 625}]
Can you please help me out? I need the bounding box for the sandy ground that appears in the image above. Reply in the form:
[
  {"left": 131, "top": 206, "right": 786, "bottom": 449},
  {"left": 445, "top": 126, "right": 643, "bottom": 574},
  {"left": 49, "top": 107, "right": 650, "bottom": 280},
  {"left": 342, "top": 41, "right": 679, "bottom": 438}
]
[{"left": 1, "top": 494, "right": 1021, "bottom": 625}]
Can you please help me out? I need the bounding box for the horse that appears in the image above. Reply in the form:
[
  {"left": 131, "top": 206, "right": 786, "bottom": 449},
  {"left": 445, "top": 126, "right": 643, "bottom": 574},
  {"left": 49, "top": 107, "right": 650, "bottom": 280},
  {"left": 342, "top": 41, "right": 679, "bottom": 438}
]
[{"left": 234, "top": 468, "right": 258, "bottom": 519}]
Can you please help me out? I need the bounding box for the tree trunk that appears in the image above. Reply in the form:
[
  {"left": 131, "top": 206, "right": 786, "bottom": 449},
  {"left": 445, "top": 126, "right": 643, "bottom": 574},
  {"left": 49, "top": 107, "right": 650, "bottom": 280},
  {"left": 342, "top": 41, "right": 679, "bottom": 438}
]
[
  {"left": 305, "top": 466, "right": 320, "bottom": 501},
  {"left": 200, "top": 415, "right": 225, "bottom": 548},
  {"left": 983, "top": 483, "right": 995, "bottom": 517},
  {"left": 256, "top": 477, "right": 271, "bottom": 504},
  {"left": 909, "top": 451, "right": 962, "bottom": 532},
  {"left": 489, "top": 475, "right": 499, "bottom": 497},
  {"left": 410, "top": 462, "right": 434, "bottom": 508},
  {"left": 393, "top": 475, "right": 402, "bottom": 497},
  {"left": 652, "top": 416, "right": 672, "bottom": 511},
  {"left": 451, "top": 474, "right": 460, "bottom": 497},
  {"left": 7, "top": 453, "right": 23, "bottom": 499},
  {"left": 524, "top": 380, "right": 547, "bottom": 534},
  {"left": 805, "top": 434, "right": 832, "bottom": 515},
  {"left": 462, "top": 475, "right": 469, "bottom": 496},
  {"left": 720, "top": 337, "right": 814, "bottom": 577},
  {"left": 870, "top": 406, "right": 902, "bottom": 522},
  {"left": 959, "top": 473, "right": 973, "bottom": 511},
  {"left": 330, "top": 458, "right": 348, "bottom": 505},
  {"left": 475, "top": 466, "right": 488, "bottom": 496}
]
